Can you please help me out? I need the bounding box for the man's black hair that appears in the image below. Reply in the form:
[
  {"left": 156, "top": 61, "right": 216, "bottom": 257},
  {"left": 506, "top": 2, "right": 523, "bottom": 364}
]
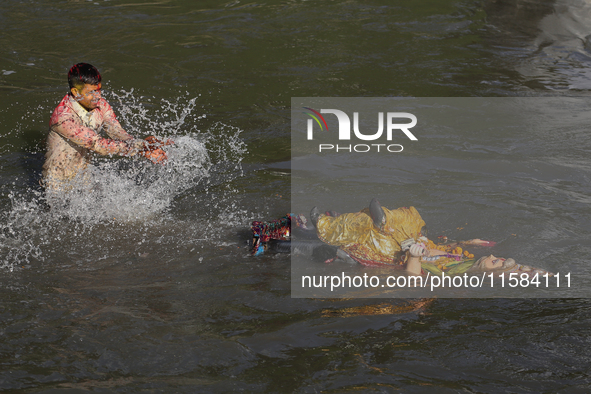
[{"left": 68, "top": 63, "right": 101, "bottom": 91}]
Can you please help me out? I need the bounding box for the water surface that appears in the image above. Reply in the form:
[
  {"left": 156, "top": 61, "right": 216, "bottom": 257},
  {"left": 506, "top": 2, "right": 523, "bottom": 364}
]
[{"left": 1, "top": 0, "right": 591, "bottom": 392}]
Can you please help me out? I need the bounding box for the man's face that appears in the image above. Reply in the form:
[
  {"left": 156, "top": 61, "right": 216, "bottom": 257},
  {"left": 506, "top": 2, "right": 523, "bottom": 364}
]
[{"left": 71, "top": 83, "right": 101, "bottom": 111}]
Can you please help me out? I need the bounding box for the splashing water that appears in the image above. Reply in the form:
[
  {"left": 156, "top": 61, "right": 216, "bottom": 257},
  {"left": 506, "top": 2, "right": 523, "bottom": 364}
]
[
  {"left": 0, "top": 90, "right": 248, "bottom": 271},
  {"left": 44, "top": 134, "right": 212, "bottom": 222}
]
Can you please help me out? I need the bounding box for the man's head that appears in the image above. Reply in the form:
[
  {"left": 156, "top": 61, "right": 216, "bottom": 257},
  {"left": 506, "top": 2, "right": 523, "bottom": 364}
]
[{"left": 68, "top": 63, "right": 102, "bottom": 110}]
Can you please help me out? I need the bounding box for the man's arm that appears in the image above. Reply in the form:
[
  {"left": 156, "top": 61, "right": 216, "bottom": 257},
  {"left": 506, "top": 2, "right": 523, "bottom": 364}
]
[
  {"left": 53, "top": 116, "right": 144, "bottom": 156},
  {"left": 100, "top": 100, "right": 135, "bottom": 141},
  {"left": 98, "top": 101, "right": 170, "bottom": 164}
]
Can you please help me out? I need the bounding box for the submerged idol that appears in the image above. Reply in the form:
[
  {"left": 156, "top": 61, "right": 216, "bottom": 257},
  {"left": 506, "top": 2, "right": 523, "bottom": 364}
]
[{"left": 252, "top": 199, "right": 554, "bottom": 278}]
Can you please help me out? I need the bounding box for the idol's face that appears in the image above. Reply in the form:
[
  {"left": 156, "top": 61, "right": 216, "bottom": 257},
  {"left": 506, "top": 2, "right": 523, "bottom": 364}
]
[{"left": 481, "top": 255, "right": 506, "bottom": 270}]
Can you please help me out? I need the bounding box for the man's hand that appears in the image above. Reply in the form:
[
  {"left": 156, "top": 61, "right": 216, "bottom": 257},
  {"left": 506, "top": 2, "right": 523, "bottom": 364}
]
[
  {"left": 142, "top": 147, "right": 167, "bottom": 164},
  {"left": 145, "top": 135, "right": 174, "bottom": 148},
  {"left": 141, "top": 136, "right": 173, "bottom": 164}
]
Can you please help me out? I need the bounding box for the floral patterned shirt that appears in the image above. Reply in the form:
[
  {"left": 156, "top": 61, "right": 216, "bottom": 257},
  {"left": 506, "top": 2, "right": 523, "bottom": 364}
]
[{"left": 42, "top": 94, "right": 145, "bottom": 190}]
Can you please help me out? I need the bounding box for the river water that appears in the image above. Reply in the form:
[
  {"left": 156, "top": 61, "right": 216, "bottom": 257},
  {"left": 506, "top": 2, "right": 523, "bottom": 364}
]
[{"left": 1, "top": 0, "right": 591, "bottom": 392}]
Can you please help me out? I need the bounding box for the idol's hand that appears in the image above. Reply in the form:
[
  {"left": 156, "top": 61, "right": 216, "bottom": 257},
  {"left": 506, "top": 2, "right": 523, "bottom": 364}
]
[
  {"left": 409, "top": 243, "right": 427, "bottom": 257},
  {"left": 464, "top": 238, "right": 496, "bottom": 247},
  {"left": 405, "top": 243, "right": 425, "bottom": 276}
]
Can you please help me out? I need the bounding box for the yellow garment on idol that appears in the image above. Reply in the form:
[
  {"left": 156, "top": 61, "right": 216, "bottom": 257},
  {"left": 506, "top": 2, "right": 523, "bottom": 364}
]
[{"left": 316, "top": 206, "right": 426, "bottom": 266}]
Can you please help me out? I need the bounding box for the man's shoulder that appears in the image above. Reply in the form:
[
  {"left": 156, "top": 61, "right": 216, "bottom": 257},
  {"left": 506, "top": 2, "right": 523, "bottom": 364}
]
[
  {"left": 50, "top": 94, "right": 75, "bottom": 125},
  {"left": 96, "top": 97, "right": 114, "bottom": 112},
  {"left": 96, "top": 97, "right": 121, "bottom": 123}
]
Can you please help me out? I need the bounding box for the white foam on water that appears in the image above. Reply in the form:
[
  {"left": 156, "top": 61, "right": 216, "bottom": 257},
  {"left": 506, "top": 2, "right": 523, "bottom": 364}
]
[
  {"left": 518, "top": 0, "right": 591, "bottom": 89},
  {"left": 44, "top": 133, "right": 212, "bottom": 222}
]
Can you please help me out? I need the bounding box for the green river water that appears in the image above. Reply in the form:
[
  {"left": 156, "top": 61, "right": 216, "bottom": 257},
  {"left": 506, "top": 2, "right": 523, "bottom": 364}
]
[{"left": 1, "top": 0, "right": 591, "bottom": 392}]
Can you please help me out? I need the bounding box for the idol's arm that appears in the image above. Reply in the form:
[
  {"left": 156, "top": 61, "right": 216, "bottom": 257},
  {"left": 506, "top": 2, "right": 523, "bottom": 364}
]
[{"left": 406, "top": 243, "right": 427, "bottom": 276}]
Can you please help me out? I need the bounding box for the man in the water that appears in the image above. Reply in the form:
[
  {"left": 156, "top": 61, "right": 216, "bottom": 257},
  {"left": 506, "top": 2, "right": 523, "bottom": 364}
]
[{"left": 42, "top": 63, "right": 167, "bottom": 191}]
